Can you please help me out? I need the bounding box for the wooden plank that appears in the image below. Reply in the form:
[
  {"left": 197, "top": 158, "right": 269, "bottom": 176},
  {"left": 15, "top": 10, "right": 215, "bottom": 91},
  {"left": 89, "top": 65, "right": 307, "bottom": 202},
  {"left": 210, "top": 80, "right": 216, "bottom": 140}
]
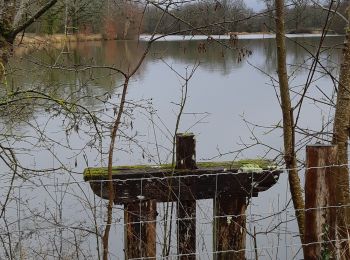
[
  {"left": 124, "top": 200, "right": 156, "bottom": 259},
  {"left": 214, "top": 195, "right": 247, "bottom": 260},
  {"left": 88, "top": 170, "right": 280, "bottom": 204},
  {"left": 176, "top": 133, "right": 196, "bottom": 260},
  {"left": 304, "top": 145, "right": 337, "bottom": 260}
]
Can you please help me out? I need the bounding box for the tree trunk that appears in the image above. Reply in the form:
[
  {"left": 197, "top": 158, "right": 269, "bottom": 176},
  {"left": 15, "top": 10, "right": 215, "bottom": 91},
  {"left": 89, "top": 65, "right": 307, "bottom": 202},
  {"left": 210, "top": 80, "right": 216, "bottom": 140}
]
[
  {"left": 332, "top": 14, "right": 350, "bottom": 258},
  {"left": 274, "top": 0, "right": 305, "bottom": 246},
  {"left": 0, "top": 35, "right": 13, "bottom": 82},
  {"left": 0, "top": 11, "right": 14, "bottom": 82}
]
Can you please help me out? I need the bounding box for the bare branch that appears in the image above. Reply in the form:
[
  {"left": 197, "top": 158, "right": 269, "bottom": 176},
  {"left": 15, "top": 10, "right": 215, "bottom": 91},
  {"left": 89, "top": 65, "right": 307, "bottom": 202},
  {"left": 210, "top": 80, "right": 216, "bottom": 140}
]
[
  {"left": 311, "top": 0, "right": 349, "bottom": 24},
  {"left": 11, "top": 0, "right": 58, "bottom": 38}
]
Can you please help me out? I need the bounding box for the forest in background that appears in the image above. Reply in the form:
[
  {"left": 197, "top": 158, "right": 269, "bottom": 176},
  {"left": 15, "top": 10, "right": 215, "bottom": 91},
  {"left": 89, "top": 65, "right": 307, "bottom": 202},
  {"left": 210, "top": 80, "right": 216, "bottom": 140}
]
[{"left": 24, "top": 0, "right": 348, "bottom": 40}]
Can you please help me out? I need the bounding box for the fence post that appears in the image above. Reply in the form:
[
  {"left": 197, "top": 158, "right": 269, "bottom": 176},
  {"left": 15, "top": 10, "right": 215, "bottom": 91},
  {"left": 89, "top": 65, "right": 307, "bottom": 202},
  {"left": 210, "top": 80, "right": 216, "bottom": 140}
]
[
  {"left": 176, "top": 133, "right": 197, "bottom": 259},
  {"left": 214, "top": 195, "right": 247, "bottom": 259},
  {"left": 124, "top": 199, "right": 157, "bottom": 259},
  {"left": 304, "top": 145, "right": 337, "bottom": 260}
]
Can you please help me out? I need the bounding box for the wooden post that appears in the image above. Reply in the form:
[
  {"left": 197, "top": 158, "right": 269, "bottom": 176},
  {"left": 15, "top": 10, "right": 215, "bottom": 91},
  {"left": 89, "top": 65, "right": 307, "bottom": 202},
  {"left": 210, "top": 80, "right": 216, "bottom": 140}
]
[
  {"left": 214, "top": 195, "right": 247, "bottom": 260},
  {"left": 304, "top": 145, "right": 337, "bottom": 260},
  {"left": 176, "top": 133, "right": 197, "bottom": 170},
  {"left": 176, "top": 133, "right": 197, "bottom": 259},
  {"left": 124, "top": 199, "right": 156, "bottom": 259}
]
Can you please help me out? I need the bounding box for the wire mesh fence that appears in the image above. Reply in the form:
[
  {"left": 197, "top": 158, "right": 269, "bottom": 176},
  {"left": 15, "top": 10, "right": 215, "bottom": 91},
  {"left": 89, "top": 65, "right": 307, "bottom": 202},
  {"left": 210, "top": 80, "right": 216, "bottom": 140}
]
[{"left": 2, "top": 154, "right": 349, "bottom": 259}]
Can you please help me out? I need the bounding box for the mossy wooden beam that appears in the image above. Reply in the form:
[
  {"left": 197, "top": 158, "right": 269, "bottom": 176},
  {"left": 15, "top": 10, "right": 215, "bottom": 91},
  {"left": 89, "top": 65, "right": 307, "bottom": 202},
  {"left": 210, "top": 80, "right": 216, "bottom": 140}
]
[
  {"left": 85, "top": 168, "right": 280, "bottom": 204},
  {"left": 83, "top": 159, "right": 277, "bottom": 180}
]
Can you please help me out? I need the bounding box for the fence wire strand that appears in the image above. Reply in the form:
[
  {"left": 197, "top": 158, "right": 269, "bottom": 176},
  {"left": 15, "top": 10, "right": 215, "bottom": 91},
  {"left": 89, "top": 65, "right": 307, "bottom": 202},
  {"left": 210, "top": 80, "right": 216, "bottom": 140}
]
[{"left": 3, "top": 162, "right": 350, "bottom": 259}]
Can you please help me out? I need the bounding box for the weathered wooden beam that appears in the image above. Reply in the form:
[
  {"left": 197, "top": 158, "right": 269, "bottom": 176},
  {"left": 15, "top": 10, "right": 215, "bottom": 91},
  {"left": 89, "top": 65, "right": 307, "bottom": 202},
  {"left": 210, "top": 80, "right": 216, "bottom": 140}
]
[
  {"left": 87, "top": 169, "right": 280, "bottom": 204},
  {"left": 214, "top": 195, "right": 247, "bottom": 260},
  {"left": 176, "top": 133, "right": 196, "bottom": 260},
  {"left": 304, "top": 145, "right": 337, "bottom": 260},
  {"left": 124, "top": 199, "right": 157, "bottom": 259}
]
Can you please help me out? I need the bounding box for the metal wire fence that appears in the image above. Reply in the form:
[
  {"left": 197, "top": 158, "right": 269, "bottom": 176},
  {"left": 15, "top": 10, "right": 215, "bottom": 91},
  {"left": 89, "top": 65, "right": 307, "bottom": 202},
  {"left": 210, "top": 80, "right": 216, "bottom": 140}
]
[{"left": 1, "top": 160, "right": 349, "bottom": 259}]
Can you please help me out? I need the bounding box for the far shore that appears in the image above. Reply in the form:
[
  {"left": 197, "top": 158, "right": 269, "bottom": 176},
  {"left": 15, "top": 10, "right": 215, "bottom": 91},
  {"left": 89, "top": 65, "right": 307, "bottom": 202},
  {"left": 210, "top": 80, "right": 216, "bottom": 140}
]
[
  {"left": 139, "top": 32, "right": 342, "bottom": 41},
  {"left": 14, "top": 32, "right": 343, "bottom": 47}
]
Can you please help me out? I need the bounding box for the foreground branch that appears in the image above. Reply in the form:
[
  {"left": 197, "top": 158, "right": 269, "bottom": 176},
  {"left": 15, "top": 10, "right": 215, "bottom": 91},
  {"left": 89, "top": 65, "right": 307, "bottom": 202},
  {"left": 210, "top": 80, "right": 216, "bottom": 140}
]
[{"left": 274, "top": 0, "right": 305, "bottom": 247}]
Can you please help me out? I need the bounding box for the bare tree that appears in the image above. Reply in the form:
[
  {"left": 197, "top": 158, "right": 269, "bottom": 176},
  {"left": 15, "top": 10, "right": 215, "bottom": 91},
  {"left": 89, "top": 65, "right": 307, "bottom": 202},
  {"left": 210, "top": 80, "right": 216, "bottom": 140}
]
[{"left": 290, "top": 0, "right": 308, "bottom": 31}]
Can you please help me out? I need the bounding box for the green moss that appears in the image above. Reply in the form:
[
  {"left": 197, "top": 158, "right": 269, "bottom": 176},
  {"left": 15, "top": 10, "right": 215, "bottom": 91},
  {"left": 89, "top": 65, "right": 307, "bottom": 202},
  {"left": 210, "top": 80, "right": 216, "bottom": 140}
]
[
  {"left": 197, "top": 159, "right": 273, "bottom": 169},
  {"left": 83, "top": 159, "right": 276, "bottom": 179},
  {"left": 177, "top": 132, "right": 194, "bottom": 137},
  {"left": 83, "top": 163, "right": 174, "bottom": 178},
  {"left": 239, "top": 164, "right": 263, "bottom": 173}
]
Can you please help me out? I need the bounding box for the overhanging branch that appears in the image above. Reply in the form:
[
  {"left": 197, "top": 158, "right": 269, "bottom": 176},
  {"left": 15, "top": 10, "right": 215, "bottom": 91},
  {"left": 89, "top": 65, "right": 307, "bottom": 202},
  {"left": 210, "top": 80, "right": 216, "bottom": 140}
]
[{"left": 11, "top": 0, "right": 58, "bottom": 38}]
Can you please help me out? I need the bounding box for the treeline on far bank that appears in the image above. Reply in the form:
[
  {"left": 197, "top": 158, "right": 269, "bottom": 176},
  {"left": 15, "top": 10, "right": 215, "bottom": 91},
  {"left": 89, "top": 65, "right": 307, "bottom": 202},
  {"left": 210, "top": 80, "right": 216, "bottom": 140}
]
[{"left": 26, "top": 0, "right": 347, "bottom": 40}]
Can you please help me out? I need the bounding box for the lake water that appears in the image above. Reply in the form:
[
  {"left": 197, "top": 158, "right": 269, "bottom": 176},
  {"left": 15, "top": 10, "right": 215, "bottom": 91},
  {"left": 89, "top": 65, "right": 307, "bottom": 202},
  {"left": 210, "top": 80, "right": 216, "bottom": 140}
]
[{"left": 0, "top": 35, "right": 344, "bottom": 259}]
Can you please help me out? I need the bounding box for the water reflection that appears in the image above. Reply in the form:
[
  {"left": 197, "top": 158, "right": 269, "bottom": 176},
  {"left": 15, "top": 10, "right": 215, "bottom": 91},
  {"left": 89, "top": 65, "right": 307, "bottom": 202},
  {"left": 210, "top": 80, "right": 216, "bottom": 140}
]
[
  {"left": 8, "top": 37, "right": 343, "bottom": 94},
  {"left": 2, "top": 36, "right": 344, "bottom": 167},
  {"left": 0, "top": 36, "right": 345, "bottom": 259}
]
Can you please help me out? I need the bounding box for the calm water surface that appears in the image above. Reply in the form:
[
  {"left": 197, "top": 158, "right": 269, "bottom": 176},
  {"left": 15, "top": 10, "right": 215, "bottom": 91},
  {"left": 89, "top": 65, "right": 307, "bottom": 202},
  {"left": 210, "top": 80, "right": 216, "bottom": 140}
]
[{"left": 1, "top": 36, "right": 344, "bottom": 259}]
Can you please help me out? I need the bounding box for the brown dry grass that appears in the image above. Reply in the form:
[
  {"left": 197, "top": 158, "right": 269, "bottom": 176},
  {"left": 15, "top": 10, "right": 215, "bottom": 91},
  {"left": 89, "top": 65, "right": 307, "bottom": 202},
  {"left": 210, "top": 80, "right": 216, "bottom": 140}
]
[{"left": 14, "top": 33, "right": 116, "bottom": 46}]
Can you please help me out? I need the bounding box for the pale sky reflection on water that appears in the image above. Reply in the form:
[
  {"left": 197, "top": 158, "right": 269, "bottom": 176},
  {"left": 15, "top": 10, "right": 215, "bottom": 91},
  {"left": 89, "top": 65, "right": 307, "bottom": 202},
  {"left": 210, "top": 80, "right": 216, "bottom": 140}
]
[{"left": 3, "top": 35, "right": 344, "bottom": 259}]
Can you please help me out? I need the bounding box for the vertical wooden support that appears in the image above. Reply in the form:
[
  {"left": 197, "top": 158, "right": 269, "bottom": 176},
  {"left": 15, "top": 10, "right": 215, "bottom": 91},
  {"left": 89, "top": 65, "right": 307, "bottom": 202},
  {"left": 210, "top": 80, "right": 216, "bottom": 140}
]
[
  {"left": 176, "top": 133, "right": 197, "bottom": 259},
  {"left": 304, "top": 145, "right": 337, "bottom": 260},
  {"left": 214, "top": 195, "right": 247, "bottom": 260},
  {"left": 176, "top": 133, "right": 197, "bottom": 170},
  {"left": 124, "top": 200, "right": 156, "bottom": 259}
]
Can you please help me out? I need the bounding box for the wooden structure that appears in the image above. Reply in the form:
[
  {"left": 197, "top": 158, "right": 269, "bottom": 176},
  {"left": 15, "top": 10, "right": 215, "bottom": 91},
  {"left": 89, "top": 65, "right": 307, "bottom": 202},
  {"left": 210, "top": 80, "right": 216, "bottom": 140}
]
[
  {"left": 84, "top": 133, "right": 281, "bottom": 259},
  {"left": 304, "top": 145, "right": 337, "bottom": 260}
]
